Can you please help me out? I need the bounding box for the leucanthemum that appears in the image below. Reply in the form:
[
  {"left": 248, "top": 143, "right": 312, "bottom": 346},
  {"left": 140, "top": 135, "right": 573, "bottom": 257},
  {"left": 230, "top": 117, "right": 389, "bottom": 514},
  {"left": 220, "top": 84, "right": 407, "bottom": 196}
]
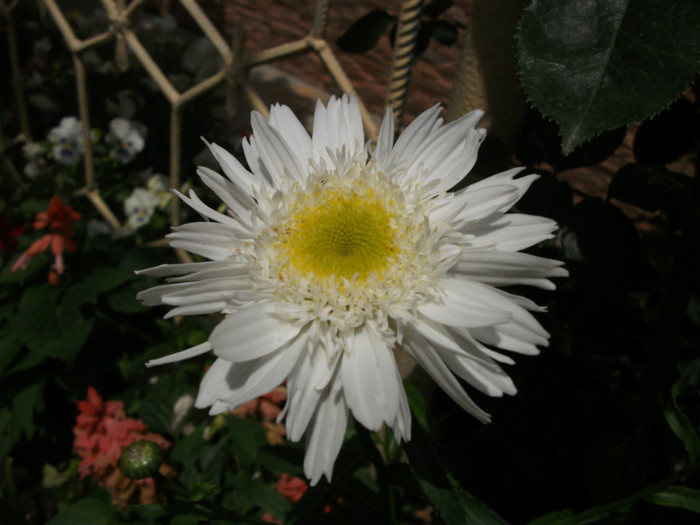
[{"left": 137, "top": 95, "right": 567, "bottom": 485}]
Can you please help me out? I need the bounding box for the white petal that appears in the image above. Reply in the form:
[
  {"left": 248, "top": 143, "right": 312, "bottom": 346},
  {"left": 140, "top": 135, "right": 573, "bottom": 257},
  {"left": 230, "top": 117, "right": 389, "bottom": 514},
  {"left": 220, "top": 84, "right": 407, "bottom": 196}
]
[
  {"left": 206, "top": 140, "right": 264, "bottom": 196},
  {"left": 210, "top": 303, "right": 304, "bottom": 362},
  {"left": 418, "top": 279, "right": 511, "bottom": 328},
  {"left": 402, "top": 325, "right": 490, "bottom": 423},
  {"left": 268, "top": 104, "right": 313, "bottom": 166},
  {"left": 285, "top": 343, "right": 336, "bottom": 441},
  {"left": 197, "top": 166, "right": 254, "bottom": 225},
  {"left": 373, "top": 106, "right": 394, "bottom": 170},
  {"left": 388, "top": 103, "right": 442, "bottom": 171},
  {"left": 466, "top": 168, "right": 539, "bottom": 212},
  {"left": 146, "top": 341, "right": 212, "bottom": 367},
  {"left": 250, "top": 111, "right": 306, "bottom": 184},
  {"left": 196, "top": 331, "right": 306, "bottom": 410},
  {"left": 463, "top": 213, "right": 559, "bottom": 252},
  {"left": 429, "top": 185, "right": 519, "bottom": 227},
  {"left": 454, "top": 250, "right": 569, "bottom": 290},
  {"left": 304, "top": 373, "right": 348, "bottom": 485},
  {"left": 341, "top": 325, "right": 401, "bottom": 431}
]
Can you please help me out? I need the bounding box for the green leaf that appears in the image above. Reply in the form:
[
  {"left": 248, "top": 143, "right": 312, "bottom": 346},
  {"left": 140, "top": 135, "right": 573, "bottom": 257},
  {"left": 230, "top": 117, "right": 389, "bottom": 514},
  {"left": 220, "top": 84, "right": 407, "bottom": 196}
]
[
  {"left": 45, "top": 497, "right": 118, "bottom": 525},
  {"left": 664, "top": 378, "right": 700, "bottom": 462},
  {"left": 108, "top": 280, "right": 149, "bottom": 313},
  {"left": 226, "top": 415, "right": 267, "bottom": 466},
  {"left": 527, "top": 509, "right": 576, "bottom": 525},
  {"left": 336, "top": 9, "right": 395, "bottom": 53},
  {"left": 258, "top": 444, "right": 305, "bottom": 477},
  {"left": 428, "top": 20, "right": 459, "bottom": 47},
  {"left": 517, "top": 0, "right": 700, "bottom": 153},
  {"left": 139, "top": 373, "right": 195, "bottom": 435},
  {"left": 646, "top": 485, "right": 700, "bottom": 514},
  {"left": 236, "top": 472, "right": 292, "bottom": 518},
  {"left": 12, "top": 381, "right": 45, "bottom": 439},
  {"left": 12, "top": 284, "right": 94, "bottom": 363},
  {"left": 403, "top": 410, "right": 508, "bottom": 525}
]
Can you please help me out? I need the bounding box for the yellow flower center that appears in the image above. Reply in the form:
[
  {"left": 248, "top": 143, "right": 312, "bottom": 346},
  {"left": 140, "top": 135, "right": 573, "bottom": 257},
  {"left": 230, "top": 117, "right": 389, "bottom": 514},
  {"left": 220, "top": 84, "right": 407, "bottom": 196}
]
[{"left": 282, "top": 188, "right": 396, "bottom": 281}]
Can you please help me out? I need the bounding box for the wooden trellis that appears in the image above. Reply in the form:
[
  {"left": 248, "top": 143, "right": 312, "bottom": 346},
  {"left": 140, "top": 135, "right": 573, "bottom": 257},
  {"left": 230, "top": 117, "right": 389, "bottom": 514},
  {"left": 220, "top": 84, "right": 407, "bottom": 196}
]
[{"left": 3, "top": 0, "right": 483, "bottom": 261}]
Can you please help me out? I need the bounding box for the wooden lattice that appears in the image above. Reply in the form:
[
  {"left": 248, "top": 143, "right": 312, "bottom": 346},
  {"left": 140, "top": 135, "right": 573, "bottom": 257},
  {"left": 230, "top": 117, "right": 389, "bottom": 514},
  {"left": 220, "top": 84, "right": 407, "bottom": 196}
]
[{"left": 3, "top": 0, "right": 477, "bottom": 262}]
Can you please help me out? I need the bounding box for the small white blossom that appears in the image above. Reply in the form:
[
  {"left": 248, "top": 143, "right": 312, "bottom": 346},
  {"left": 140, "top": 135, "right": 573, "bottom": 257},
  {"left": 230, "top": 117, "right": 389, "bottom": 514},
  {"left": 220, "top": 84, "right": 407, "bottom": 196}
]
[
  {"left": 124, "top": 187, "right": 159, "bottom": 230},
  {"left": 23, "top": 142, "right": 46, "bottom": 179},
  {"left": 48, "top": 117, "right": 84, "bottom": 166},
  {"left": 107, "top": 118, "right": 146, "bottom": 164}
]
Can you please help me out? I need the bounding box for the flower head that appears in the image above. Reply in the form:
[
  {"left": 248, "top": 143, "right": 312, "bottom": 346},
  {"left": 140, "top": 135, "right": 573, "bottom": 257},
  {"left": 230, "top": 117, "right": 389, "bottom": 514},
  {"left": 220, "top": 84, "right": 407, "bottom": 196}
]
[
  {"left": 48, "top": 116, "right": 84, "bottom": 166},
  {"left": 138, "top": 95, "right": 567, "bottom": 485},
  {"left": 124, "top": 187, "right": 159, "bottom": 230},
  {"left": 12, "top": 195, "right": 81, "bottom": 283},
  {"left": 107, "top": 118, "right": 146, "bottom": 164},
  {"left": 72, "top": 387, "right": 171, "bottom": 506}
]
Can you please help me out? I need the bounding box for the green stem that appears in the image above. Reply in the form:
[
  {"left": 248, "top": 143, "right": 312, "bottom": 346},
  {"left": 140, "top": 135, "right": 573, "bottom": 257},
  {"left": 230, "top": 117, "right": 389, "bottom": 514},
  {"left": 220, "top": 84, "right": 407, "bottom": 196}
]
[{"left": 356, "top": 426, "right": 397, "bottom": 525}]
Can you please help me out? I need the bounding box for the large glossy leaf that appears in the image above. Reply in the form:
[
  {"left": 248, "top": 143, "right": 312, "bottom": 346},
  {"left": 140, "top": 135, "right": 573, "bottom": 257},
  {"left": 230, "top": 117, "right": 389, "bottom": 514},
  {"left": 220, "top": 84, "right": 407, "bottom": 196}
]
[{"left": 517, "top": 0, "right": 700, "bottom": 153}]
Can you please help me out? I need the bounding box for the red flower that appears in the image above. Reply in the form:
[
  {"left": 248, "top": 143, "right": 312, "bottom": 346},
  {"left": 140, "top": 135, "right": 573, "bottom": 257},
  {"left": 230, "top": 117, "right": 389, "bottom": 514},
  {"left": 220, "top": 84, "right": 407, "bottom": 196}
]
[
  {"left": 275, "top": 473, "right": 308, "bottom": 504},
  {"left": 0, "top": 216, "right": 24, "bottom": 254},
  {"left": 12, "top": 195, "right": 81, "bottom": 283},
  {"left": 73, "top": 387, "right": 168, "bottom": 480}
]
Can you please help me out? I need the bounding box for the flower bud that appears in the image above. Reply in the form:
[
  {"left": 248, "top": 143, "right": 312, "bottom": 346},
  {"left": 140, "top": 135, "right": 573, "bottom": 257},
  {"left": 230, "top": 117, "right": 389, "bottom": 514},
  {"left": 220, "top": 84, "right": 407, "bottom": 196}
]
[{"left": 120, "top": 439, "right": 163, "bottom": 480}]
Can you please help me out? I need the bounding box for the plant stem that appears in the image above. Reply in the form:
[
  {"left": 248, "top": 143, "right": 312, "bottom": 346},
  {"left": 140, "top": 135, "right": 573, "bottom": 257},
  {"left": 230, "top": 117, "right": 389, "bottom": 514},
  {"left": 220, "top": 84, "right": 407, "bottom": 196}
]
[{"left": 356, "top": 426, "right": 397, "bottom": 525}]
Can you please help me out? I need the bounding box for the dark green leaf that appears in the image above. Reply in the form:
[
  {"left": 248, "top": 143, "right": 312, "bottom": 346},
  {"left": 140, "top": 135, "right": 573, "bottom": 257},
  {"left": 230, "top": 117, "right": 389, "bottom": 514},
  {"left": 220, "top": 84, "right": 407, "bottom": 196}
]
[
  {"left": 517, "top": 0, "right": 700, "bottom": 153},
  {"left": 12, "top": 381, "right": 45, "bottom": 439},
  {"left": 423, "top": 0, "right": 453, "bottom": 18},
  {"left": 12, "top": 284, "right": 94, "bottom": 362},
  {"left": 236, "top": 474, "right": 292, "bottom": 518},
  {"left": 258, "top": 444, "right": 305, "bottom": 477},
  {"left": 226, "top": 415, "right": 267, "bottom": 466},
  {"left": 663, "top": 378, "right": 700, "bottom": 462},
  {"left": 45, "top": 497, "right": 118, "bottom": 525},
  {"left": 646, "top": 485, "right": 700, "bottom": 514},
  {"left": 108, "top": 279, "right": 150, "bottom": 313},
  {"left": 403, "top": 411, "right": 508, "bottom": 525},
  {"left": 139, "top": 373, "right": 196, "bottom": 435},
  {"left": 336, "top": 9, "right": 395, "bottom": 53}
]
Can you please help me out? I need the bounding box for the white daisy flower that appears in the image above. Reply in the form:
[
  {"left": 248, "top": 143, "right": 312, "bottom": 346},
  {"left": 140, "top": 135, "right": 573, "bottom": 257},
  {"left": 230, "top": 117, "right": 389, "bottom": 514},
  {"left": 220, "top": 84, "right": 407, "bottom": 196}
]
[
  {"left": 48, "top": 116, "right": 84, "bottom": 166},
  {"left": 137, "top": 95, "right": 567, "bottom": 485},
  {"left": 107, "top": 118, "right": 146, "bottom": 164}
]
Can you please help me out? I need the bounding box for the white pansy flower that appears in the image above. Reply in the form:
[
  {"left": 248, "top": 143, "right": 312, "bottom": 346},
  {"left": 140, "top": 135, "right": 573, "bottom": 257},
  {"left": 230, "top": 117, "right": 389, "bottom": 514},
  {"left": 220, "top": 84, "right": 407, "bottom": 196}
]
[
  {"left": 137, "top": 95, "right": 567, "bottom": 485},
  {"left": 147, "top": 174, "right": 172, "bottom": 209},
  {"left": 125, "top": 187, "right": 159, "bottom": 230},
  {"left": 107, "top": 118, "right": 146, "bottom": 164},
  {"left": 48, "top": 117, "right": 84, "bottom": 166}
]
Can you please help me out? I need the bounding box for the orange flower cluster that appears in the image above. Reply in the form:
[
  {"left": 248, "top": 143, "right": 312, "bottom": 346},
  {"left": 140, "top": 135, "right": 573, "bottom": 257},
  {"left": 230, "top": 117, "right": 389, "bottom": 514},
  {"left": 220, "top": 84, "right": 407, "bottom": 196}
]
[
  {"left": 232, "top": 386, "right": 287, "bottom": 445},
  {"left": 73, "top": 387, "right": 172, "bottom": 506},
  {"left": 262, "top": 473, "right": 340, "bottom": 522},
  {"left": 12, "top": 195, "right": 81, "bottom": 285}
]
